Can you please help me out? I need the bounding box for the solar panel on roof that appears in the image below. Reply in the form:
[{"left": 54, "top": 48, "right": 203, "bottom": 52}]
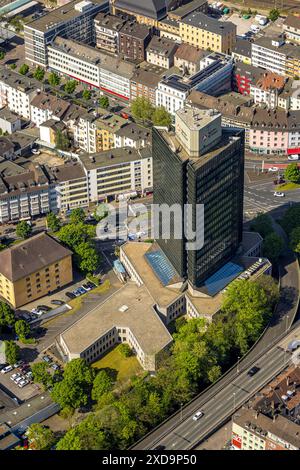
[
  {"left": 204, "top": 261, "right": 243, "bottom": 296},
  {"left": 145, "top": 250, "right": 177, "bottom": 286}
]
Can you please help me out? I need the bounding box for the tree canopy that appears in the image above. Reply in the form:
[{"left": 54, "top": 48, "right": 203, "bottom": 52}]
[
  {"left": 290, "top": 226, "right": 300, "bottom": 254},
  {"left": 26, "top": 423, "right": 55, "bottom": 450},
  {"left": 33, "top": 67, "right": 45, "bottom": 81},
  {"left": 48, "top": 71, "right": 60, "bottom": 87},
  {"left": 16, "top": 221, "right": 32, "bottom": 239},
  {"left": 92, "top": 370, "right": 114, "bottom": 402},
  {"left": 250, "top": 213, "right": 273, "bottom": 238},
  {"left": 99, "top": 95, "right": 109, "bottom": 109},
  {"left": 5, "top": 340, "right": 20, "bottom": 365},
  {"left": 14, "top": 320, "right": 30, "bottom": 341},
  {"left": 64, "top": 80, "right": 77, "bottom": 94},
  {"left": 46, "top": 212, "right": 61, "bottom": 232},
  {"left": 0, "top": 302, "right": 15, "bottom": 330},
  {"left": 284, "top": 163, "right": 300, "bottom": 183},
  {"left": 19, "top": 64, "right": 29, "bottom": 75},
  {"left": 263, "top": 232, "right": 284, "bottom": 262}
]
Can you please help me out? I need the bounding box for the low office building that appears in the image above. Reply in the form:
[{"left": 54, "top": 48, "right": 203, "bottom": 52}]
[
  {"left": 168, "top": 0, "right": 208, "bottom": 21},
  {"left": 0, "top": 232, "right": 73, "bottom": 308},
  {"left": 130, "top": 68, "right": 160, "bottom": 105},
  {"left": 57, "top": 281, "right": 173, "bottom": 371},
  {"left": 49, "top": 163, "right": 89, "bottom": 211},
  {"left": 146, "top": 36, "right": 178, "bottom": 69},
  {"left": 232, "top": 365, "right": 300, "bottom": 450},
  {"left": 48, "top": 37, "right": 135, "bottom": 101},
  {"left": 156, "top": 53, "right": 233, "bottom": 115},
  {"left": 0, "top": 108, "right": 21, "bottom": 134},
  {"left": 251, "top": 36, "right": 300, "bottom": 78},
  {"left": 174, "top": 43, "right": 208, "bottom": 75},
  {"left": 119, "top": 21, "right": 152, "bottom": 62},
  {"left": 114, "top": 123, "right": 151, "bottom": 149},
  {"left": 30, "top": 92, "right": 70, "bottom": 128},
  {"left": 179, "top": 11, "right": 236, "bottom": 54},
  {"left": 233, "top": 62, "right": 266, "bottom": 96},
  {"left": 0, "top": 67, "right": 40, "bottom": 120},
  {"left": 112, "top": 0, "right": 181, "bottom": 27},
  {"left": 283, "top": 14, "right": 300, "bottom": 45},
  {"left": 94, "top": 12, "right": 126, "bottom": 53},
  {"left": 79, "top": 146, "right": 152, "bottom": 202}
]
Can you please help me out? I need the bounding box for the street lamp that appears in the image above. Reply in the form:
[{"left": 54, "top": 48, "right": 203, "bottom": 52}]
[
  {"left": 286, "top": 315, "right": 290, "bottom": 334},
  {"left": 237, "top": 356, "right": 240, "bottom": 375},
  {"left": 180, "top": 403, "right": 183, "bottom": 422},
  {"left": 233, "top": 392, "right": 236, "bottom": 414}
]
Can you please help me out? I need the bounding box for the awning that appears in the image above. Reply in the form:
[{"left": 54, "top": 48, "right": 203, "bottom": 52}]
[{"left": 287, "top": 147, "right": 300, "bottom": 155}]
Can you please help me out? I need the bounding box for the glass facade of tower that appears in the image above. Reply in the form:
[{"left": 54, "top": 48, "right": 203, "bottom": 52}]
[
  {"left": 152, "top": 126, "right": 245, "bottom": 290},
  {"left": 187, "top": 130, "right": 245, "bottom": 288},
  {"left": 152, "top": 127, "right": 187, "bottom": 278}
]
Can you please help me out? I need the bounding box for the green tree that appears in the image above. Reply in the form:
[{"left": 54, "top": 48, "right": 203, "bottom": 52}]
[
  {"left": 31, "top": 362, "right": 53, "bottom": 389},
  {"left": 64, "top": 80, "right": 77, "bottom": 94},
  {"left": 290, "top": 226, "right": 300, "bottom": 254},
  {"left": 152, "top": 106, "right": 172, "bottom": 127},
  {"left": 222, "top": 280, "right": 271, "bottom": 354},
  {"left": 263, "top": 232, "right": 284, "bottom": 262},
  {"left": 0, "top": 243, "right": 5, "bottom": 251},
  {"left": 269, "top": 8, "right": 280, "bottom": 22},
  {"left": 131, "top": 97, "right": 154, "bottom": 122},
  {"left": 70, "top": 208, "right": 85, "bottom": 224},
  {"left": 19, "top": 64, "right": 29, "bottom": 75},
  {"left": 55, "top": 129, "right": 70, "bottom": 150},
  {"left": 284, "top": 163, "right": 300, "bottom": 183},
  {"left": 64, "top": 358, "right": 95, "bottom": 386},
  {"left": 16, "top": 220, "right": 32, "bottom": 239},
  {"left": 57, "top": 222, "right": 95, "bottom": 250},
  {"left": 82, "top": 89, "right": 91, "bottom": 100},
  {"left": 280, "top": 204, "right": 300, "bottom": 234},
  {"left": 92, "top": 370, "right": 113, "bottom": 402},
  {"left": 26, "top": 423, "right": 55, "bottom": 450},
  {"left": 98, "top": 95, "right": 109, "bottom": 109},
  {"left": 48, "top": 71, "right": 60, "bottom": 87},
  {"left": 118, "top": 343, "right": 132, "bottom": 357},
  {"left": 46, "top": 212, "right": 61, "bottom": 232},
  {"left": 10, "top": 63, "right": 17, "bottom": 70},
  {"left": 0, "top": 302, "right": 15, "bottom": 330},
  {"left": 75, "top": 241, "right": 100, "bottom": 273},
  {"left": 5, "top": 340, "right": 20, "bottom": 365},
  {"left": 250, "top": 213, "right": 273, "bottom": 238},
  {"left": 56, "top": 415, "right": 111, "bottom": 450},
  {"left": 14, "top": 319, "right": 30, "bottom": 341},
  {"left": 0, "top": 51, "right": 5, "bottom": 60},
  {"left": 256, "top": 275, "right": 279, "bottom": 308},
  {"left": 51, "top": 377, "right": 89, "bottom": 410},
  {"left": 33, "top": 66, "right": 45, "bottom": 81}
]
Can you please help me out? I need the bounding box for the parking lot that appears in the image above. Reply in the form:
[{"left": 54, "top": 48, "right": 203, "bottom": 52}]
[
  {"left": 0, "top": 364, "right": 40, "bottom": 402},
  {"left": 220, "top": 13, "right": 254, "bottom": 36}
]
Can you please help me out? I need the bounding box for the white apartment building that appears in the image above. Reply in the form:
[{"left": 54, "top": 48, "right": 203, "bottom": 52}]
[
  {"left": 156, "top": 76, "right": 190, "bottom": 116},
  {"left": 51, "top": 164, "right": 89, "bottom": 211},
  {"left": 250, "top": 85, "right": 279, "bottom": 108},
  {"left": 79, "top": 147, "right": 153, "bottom": 203},
  {"left": 73, "top": 114, "right": 98, "bottom": 154},
  {"left": 251, "top": 38, "right": 287, "bottom": 76},
  {"left": 114, "top": 123, "right": 151, "bottom": 149},
  {"left": 0, "top": 68, "right": 40, "bottom": 120},
  {"left": 30, "top": 92, "right": 70, "bottom": 128},
  {"left": 24, "top": 0, "right": 109, "bottom": 67}
]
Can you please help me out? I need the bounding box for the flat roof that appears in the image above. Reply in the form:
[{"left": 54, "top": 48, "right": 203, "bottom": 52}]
[
  {"left": 25, "top": 0, "right": 108, "bottom": 33},
  {"left": 169, "top": 0, "right": 208, "bottom": 20},
  {"left": 60, "top": 282, "right": 173, "bottom": 355},
  {"left": 0, "top": 108, "right": 21, "bottom": 123},
  {"left": 253, "top": 36, "right": 300, "bottom": 59},
  {"left": 121, "top": 242, "right": 183, "bottom": 308},
  {"left": 79, "top": 146, "right": 151, "bottom": 171}
]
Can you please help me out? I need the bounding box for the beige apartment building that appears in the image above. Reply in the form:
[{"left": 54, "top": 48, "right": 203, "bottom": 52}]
[
  {"left": 0, "top": 233, "right": 73, "bottom": 308},
  {"left": 179, "top": 12, "right": 236, "bottom": 54}
]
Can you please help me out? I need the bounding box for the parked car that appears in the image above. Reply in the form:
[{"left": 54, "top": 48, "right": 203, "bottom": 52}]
[
  {"left": 42, "top": 355, "right": 52, "bottom": 364},
  {"left": 51, "top": 300, "right": 64, "bottom": 306},
  {"left": 51, "top": 363, "right": 60, "bottom": 371},
  {"left": 274, "top": 192, "right": 285, "bottom": 197},
  {"left": 77, "top": 287, "right": 87, "bottom": 295},
  {"left": 268, "top": 167, "right": 279, "bottom": 172},
  {"left": 11, "top": 373, "right": 21, "bottom": 381},
  {"left": 247, "top": 366, "right": 260, "bottom": 377},
  {"left": 82, "top": 283, "right": 92, "bottom": 291},
  {"left": 13, "top": 361, "right": 23, "bottom": 368},
  {"left": 15, "top": 376, "right": 24, "bottom": 384},
  {"left": 288, "top": 154, "right": 299, "bottom": 161},
  {"left": 18, "top": 379, "right": 29, "bottom": 388},
  {"left": 85, "top": 281, "right": 96, "bottom": 289},
  {"left": 32, "top": 148, "right": 40, "bottom": 155},
  {"left": 66, "top": 292, "right": 76, "bottom": 300},
  {"left": 1, "top": 365, "right": 13, "bottom": 374},
  {"left": 4, "top": 228, "right": 14, "bottom": 234},
  {"left": 287, "top": 340, "right": 300, "bottom": 352},
  {"left": 193, "top": 410, "right": 204, "bottom": 421}
]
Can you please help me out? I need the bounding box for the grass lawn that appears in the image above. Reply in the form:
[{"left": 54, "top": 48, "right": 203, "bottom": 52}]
[
  {"left": 92, "top": 345, "right": 142, "bottom": 384},
  {"left": 277, "top": 182, "right": 300, "bottom": 191}
]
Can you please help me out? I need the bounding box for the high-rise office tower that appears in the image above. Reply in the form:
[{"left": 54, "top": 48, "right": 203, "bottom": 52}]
[{"left": 152, "top": 105, "right": 244, "bottom": 291}]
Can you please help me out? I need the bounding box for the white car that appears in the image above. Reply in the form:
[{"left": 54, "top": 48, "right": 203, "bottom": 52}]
[
  {"left": 10, "top": 373, "right": 20, "bottom": 381},
  {"left": 192, "top": 410, "right": 204, "bottom": 421},
  {"left": 1, "top": 365, "right": 13, "bottom": 374},
  {"left": 18, "top": 379, "right": 29, "bottom": 388},
  {"left": 274, "top": 192, "right": 285, "bottom": 197},
  {"left": 268, "top": 167, "right": 279, "bottom": 172},
  {"left": 32, "top": 148, "right": 40, "bottom": 155},
  {"left": 15, "top": 376, "right": 24, "bottom": 384},
  {"left": 288, "top": 154, "right": 299, "bottom": 161}
]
